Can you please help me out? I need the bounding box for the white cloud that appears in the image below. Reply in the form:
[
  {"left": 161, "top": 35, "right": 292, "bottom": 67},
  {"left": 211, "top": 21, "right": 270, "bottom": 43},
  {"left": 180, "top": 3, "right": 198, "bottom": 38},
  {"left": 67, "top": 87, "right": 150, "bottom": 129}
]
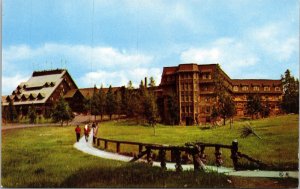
[
  {"left": 2, "top": 75, "right": 29, "bottom": 95},
  {"left": 249, "top": 23, "right": 298, "bottom": 61},
  {"left": 79, "top": 67, "right": 162, "bottom": 88},
  {"left": 180, "top": 37, "right": 260, "bottom": 77},
  {"left": 3, "top": 43, "right": 159, "bottom": 94}
]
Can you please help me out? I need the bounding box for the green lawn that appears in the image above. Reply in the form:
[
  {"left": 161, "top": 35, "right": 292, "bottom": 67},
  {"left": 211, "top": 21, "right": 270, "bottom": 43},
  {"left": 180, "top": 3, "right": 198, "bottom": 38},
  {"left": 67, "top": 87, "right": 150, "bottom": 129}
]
[
  {"left": 1, "top": 114, "right": 298, "bottom": 188},
  {"left": 1, "top": 126, "right": 229, "bottom": 188},
  {"left": 96, "top": 115, "right": 299, "bottom": 170}
]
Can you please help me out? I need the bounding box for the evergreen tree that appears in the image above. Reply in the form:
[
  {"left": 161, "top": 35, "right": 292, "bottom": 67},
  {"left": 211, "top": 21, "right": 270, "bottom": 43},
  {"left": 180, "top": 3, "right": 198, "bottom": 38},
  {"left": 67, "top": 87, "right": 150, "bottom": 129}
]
[
  {"left": 28, "top": 105, "right": 37, "bottom": 124},
  {"left": 210, "top": 105, "right": 219, "bottom": 126},
  {"left": 52, "top": 97, "right": 74, "bottom": 126},
  {"left": 127, "top": 80, "right": 134, "bottom": 89},
  {"left": 144, "top": 92, "right": 159, "bottom": 135},
  {"left": 105, "top": 85, "right": 115, "bottom": 120},
  {"left": 281, "top": 69, "right": 299, "bottom": 113},
  {"left": 149, "top": 76, "right": 156, "bottom": 87},
  {"left": 114, "top": 90, "right": 122, "bottom": 120},
  {"left": 166, "top": 94, "right": 179, "bottom": 125},
  {"left": 90, "top": 85, "right": 100, "bottom": 121},
  {"left": 261, "top": 99, "right": 271, "bottom": 118},
  {"left": 218, "top": 93, "right": 236, "bottom": 125},
  {"left": 98, "top": 85, "right": 106, "bottom": 120},
  {"left": 246, "top": 94, "right": 262, "bottom": 119},
  {"left": 7, "top": 101, "right": 18, "bottom": 122}
]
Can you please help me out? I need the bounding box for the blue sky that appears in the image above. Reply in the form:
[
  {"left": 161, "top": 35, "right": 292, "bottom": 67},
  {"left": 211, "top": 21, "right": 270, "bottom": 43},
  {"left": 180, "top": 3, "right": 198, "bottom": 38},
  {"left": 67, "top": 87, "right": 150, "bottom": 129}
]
[{"left": 2, "top": 0, "right": 299, "bottom": 95}]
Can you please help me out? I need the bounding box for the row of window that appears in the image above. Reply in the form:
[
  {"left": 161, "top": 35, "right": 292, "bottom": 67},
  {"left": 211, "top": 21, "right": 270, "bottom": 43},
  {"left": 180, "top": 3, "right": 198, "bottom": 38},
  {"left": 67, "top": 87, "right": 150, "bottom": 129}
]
[{"left": 233, "top": 86, "right": 280, "bottom": 92}]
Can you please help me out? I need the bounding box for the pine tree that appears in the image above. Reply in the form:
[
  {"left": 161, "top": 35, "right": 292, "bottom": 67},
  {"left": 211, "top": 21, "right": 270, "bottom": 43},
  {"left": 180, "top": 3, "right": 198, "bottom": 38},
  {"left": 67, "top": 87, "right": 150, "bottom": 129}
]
[
  {"left": 52, "top": 97, "right": 74, "bottom": 126},
  {"left": 149, "top": 76, "right": 156, "bottom": 87},
  {"left": 281, "top": 69, "right": 299, "bottom": 114},
  {"left": 105, "top": 85, "right": 115, "bottom": 120},
  {"left": 114, "top": 90, "right": 122, "bottom": 120},
  {"left": 7, "top": 101, "right": 18, "bottom": 122},
  {"left": 28, "top": 105, "right": 37, "bottom": 124},
  {"left": 246, "top": 94, "right": 262, "bottom": 119},
  {"left": 98, "top": 85, "right": 106, "bottom": 120},
  {"left": 90, "top": 85, "right": 100, "bottom": 121},
  {"left": 218, "top": 93, "right": 236, "bottom": 125}
]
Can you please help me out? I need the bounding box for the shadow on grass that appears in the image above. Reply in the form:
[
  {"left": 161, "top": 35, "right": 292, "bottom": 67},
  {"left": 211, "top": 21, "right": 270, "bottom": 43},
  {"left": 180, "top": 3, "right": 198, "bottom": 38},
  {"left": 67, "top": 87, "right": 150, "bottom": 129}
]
[{"left": 60, "top": 163, "right": 230, "bottom": 188}]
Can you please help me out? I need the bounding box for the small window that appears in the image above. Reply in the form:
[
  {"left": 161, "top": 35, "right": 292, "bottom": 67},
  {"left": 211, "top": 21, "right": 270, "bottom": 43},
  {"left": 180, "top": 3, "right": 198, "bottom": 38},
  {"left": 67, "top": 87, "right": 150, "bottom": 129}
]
[
  {"left": 253, "top": 86, "right": 260, "bottom": 91},
  {"left": 275, "top": 87, "right": 280, "bottom": 91},
  {"left": 233, "top": 86, "right": 238, "bottom": 91},
  {"left": 242, "top": 86, "right": 249, "bottom": 91},
  {"left": 264, "top": 86, "right": 270, "bottom": 91}
]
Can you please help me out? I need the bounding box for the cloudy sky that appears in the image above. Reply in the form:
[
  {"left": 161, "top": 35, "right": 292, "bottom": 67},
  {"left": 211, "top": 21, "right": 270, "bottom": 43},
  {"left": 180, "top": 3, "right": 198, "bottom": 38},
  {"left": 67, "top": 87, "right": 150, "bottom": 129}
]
[{"left": 3, "top": 0, "right": 299, "bottom": 95}]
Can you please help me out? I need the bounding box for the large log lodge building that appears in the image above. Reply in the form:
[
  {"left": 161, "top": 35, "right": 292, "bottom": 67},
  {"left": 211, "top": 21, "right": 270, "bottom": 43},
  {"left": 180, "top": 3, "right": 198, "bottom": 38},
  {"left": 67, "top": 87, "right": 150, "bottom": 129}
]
[{"left": 2, "top": 63, "right": 283, "bottom": 125}]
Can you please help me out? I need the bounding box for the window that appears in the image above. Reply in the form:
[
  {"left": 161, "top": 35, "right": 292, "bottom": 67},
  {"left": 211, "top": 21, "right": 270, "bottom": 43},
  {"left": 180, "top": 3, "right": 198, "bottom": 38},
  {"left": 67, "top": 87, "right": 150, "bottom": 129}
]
[
  {"left": 264, "top": 86, "right": 270, "bottom": 91},
  {"left": 253, "top": 86, "right": 260, "bottom": 91},
  {"left": 208, "top": 74, "right": 211, "bottom": 79},
  {"left": 233, "top": 86, "right": 239, "bottom": 91},
  {"left": 275, "top": 87, "right": 280, "bottom": 91},
  {"left": 242, "top": 86, "right": 248, "bottom": 91}
]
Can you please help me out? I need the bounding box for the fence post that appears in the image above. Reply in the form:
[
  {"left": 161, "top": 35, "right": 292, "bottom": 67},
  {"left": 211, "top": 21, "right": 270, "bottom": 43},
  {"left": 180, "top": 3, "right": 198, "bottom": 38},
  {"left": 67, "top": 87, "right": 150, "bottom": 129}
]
[
  {"left": 200, "top": 145, "right": 207, "bottom": 164},
  {"left": 146, "top": 147, "right": 153, "bottom": 165},
  {"left": 116, "top": 142, "right": 120, "bottom": 153},
  {"left": 174, "top": 149, "right": 182, "bottom": 172},
  {"left": 192, "top": 147, "right": 200, "bottom": 171},
  {"left": 139, "top": 145, "right": 143, "bottom": 153},
  {"left": 159, "top": 149, "right": 167, "bottom": 170},
  {"left": 97, "top": 138, "right": 100, "bottom": 146},
  {"left": 231, "top": 139, "right": 239, "bottom": 170},
  {"left": 215, "top": 145, "right": 223, "bottom": 167},
  {"left": 104, "top": 140, "right": 108, "bottom": 149}
]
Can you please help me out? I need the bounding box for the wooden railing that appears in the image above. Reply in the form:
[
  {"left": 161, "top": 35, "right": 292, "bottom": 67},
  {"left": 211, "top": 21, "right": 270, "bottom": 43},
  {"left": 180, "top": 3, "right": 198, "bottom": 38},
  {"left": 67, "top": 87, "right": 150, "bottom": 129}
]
[{"left": 95, "top": 137, "right": 266, "bottom": 171}]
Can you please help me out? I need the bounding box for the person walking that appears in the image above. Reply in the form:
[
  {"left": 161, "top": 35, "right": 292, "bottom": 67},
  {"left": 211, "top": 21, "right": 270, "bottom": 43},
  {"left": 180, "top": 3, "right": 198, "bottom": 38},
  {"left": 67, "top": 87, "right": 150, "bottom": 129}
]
[
  {"left": 93, "top": 122, "right": 99, "bottom": 144},
  {"left": 75, "top": 125, "right": 81, "bottom": 142},
  {"left": 84, "top": 124, "right": 90, "bottom": 142}
]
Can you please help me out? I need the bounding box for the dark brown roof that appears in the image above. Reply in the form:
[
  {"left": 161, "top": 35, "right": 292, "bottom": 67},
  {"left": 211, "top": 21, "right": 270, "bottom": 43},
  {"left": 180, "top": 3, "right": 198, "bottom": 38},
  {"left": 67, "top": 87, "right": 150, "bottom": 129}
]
[
  {"left": 79, "top": 87, "right": 121, "bottom": 99},
  {"left": 162, "top": 67, "right": 177, "bottom": 75},
  {"left": 64, "top": 89, "right": 78, "bottom": 98},
  {"left": 178, "top": 63, "right": 199, "bottom": 72}
]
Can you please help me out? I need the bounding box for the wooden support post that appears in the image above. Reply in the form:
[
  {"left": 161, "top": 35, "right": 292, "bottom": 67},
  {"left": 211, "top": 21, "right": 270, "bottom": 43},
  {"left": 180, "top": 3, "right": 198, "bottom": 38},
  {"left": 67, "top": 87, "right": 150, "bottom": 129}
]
[
  {"left": 146, "top": 147, "right": 153, "bottom": 165},
  {"left": 174, "top": 149, "right": 183, "bottom": 172},
  {"left": 97, "top": 138, "right": 100, "bottom": 146},
  {"left": 116, "top": 142, "right": 120, "bottom": 153},
  {"left": 215, "top": 145, "right": 223, "bottom": 167},
  {"left": 231, "top": 139, "right": 239, "bottom": 170},
  {"left": 139, "top": 145, "right": 143, "bottom": 153},
  {"left": 104, "top": 140, "right": 108, "bottom": 149},
  {"left": 159, "top": 149, "right": 167, "bottom": 170},
  {"left": 192, "top": 147, "right": 200, "bottom": 172},
  {"left": 200, "top": 145, "right": 207, "bottom": 164}
]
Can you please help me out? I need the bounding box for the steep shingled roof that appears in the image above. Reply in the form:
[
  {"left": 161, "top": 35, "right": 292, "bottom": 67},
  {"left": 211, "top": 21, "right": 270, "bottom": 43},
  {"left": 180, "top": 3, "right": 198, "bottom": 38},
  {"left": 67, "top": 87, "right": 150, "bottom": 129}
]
[{"left": 2, "top": 69, "right": 70, "bottom": 106}]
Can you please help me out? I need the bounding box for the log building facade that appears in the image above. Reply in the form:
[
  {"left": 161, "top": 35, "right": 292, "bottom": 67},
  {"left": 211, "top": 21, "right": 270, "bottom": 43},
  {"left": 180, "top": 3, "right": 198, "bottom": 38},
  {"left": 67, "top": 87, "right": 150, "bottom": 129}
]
[{"left": 159, "top": 64, "right": 282, "bottom": 125}]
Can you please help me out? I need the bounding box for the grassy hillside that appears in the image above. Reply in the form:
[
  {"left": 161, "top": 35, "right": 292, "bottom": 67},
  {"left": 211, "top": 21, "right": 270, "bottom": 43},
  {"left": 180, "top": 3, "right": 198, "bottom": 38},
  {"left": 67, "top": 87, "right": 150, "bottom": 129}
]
[
  {"left": 96, "top": 115, "right": 299, "bottom": 169},
  {"left": 1, "top": 115, "right": 298, "bottom": 187}
]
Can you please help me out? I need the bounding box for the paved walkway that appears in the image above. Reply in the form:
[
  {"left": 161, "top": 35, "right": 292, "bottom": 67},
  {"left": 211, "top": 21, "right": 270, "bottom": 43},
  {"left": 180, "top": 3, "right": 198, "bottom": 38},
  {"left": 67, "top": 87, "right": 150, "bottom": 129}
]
[{"left": 74, "top": 132, "right": 298, "bottom": 179}]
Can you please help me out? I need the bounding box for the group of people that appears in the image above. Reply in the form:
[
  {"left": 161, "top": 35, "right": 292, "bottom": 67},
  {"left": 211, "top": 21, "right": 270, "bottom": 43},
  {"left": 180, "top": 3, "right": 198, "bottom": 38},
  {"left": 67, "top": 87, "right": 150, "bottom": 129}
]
[{"left": 75, "top": 122, "right": 99, "bottom": 143}]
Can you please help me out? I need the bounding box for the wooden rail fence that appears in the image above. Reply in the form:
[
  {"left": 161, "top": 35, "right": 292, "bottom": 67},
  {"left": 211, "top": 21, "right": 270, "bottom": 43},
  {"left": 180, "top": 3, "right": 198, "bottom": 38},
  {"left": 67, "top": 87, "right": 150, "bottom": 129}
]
[{"left": 95, "top": 137, "right": 266, "bottom": 171}]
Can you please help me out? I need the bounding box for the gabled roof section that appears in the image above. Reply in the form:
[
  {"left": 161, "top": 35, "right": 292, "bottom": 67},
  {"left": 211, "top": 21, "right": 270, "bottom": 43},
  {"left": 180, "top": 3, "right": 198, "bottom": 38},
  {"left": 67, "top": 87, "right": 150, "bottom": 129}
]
[{"left": 2, "top": 69, "right": 70, "bottom": 106}]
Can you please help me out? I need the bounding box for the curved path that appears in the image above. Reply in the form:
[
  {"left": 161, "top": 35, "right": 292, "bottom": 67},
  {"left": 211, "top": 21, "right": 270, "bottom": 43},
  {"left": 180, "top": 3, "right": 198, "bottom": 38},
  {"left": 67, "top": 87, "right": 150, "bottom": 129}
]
[{"left": 74, "top": 132, "right": 298, "bottom": 179}]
